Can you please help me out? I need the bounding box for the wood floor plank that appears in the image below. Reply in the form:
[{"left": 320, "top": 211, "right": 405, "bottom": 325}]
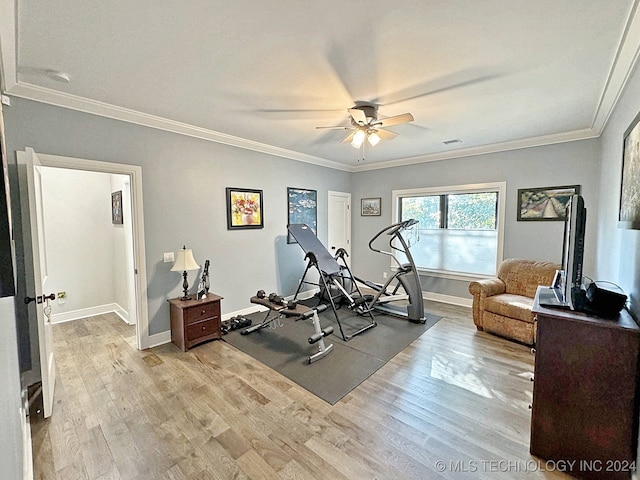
[{"left": 31, "top": 306, "right": 573, "bottom": 479}]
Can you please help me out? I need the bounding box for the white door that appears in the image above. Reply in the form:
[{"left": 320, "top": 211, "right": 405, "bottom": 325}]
[
  {"left": 18, "top": 148, "right": 56, "bottom": 418},
  {"left": 328, "top": 191, "right": 351, "bottom": 262}
]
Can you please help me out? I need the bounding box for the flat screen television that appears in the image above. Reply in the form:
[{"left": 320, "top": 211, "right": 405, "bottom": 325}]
[
  {"left": 542, "top": 194, "right": 587, "bottom": 310},
  {"left": 559, "top": 194, "right": 587, "bottom": 309}
]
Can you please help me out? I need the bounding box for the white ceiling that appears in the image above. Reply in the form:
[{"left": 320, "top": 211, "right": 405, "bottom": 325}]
[{"left": 2, "top": 0, "right": 640, "bottom": 171}]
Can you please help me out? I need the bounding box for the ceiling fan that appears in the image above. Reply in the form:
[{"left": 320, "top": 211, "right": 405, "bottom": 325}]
[{"left": 316, "top": 104, "right": 414, "bottom": 148}]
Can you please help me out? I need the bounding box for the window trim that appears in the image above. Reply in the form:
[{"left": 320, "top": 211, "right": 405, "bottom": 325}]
[{"left": 391, "top": 182, "right": 506, "bottom": 278}]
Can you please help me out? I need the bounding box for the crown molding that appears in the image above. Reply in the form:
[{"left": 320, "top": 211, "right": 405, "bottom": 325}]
[
  {"left": 5, "top": 82, "right": 353, "bottom": 172},
  {"left": 591, "top": 0, "right": 640, "bottom": 133},
  {"left": 352, "top": 128, "right": 600, "bottom": 172}
]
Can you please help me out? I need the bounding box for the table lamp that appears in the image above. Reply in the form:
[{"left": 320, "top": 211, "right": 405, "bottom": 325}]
[{"left": 171, "top": 245, "right": 200, "bottom": 300}]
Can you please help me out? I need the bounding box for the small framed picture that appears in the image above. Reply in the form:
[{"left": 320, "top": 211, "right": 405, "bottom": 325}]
[
  {"left": 361, "top": 197, "right": 381, "bottom": 216},
  {"left": 111, "top": 190, "right": 123, "bottom": 224},
  {"left": 287, "top": 187, "right": 317, "bottom": 243},
  {"left": 226, "top": 187, "right": 264, "bottom": 229},
  {"left": 517, "top": 185, "right": 580, "bottom": 221}
]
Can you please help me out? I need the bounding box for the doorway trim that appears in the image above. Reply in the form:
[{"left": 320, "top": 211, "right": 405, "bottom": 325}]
[
  {"left": 327, "top": 190, "right": 352, "bottom": 261},
  {"left": 25, "top": 150, "right": 150, "bottom": 350}
]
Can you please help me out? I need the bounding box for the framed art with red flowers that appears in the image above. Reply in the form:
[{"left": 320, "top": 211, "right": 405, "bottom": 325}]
[{"left": 226, "top": 187, "right": 264, "bottom": 230}]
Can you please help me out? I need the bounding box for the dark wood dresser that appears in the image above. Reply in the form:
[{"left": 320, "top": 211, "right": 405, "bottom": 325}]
[
  {"left": 531, "top": 286, "right": 640, "bottom": 479},
  {"left": 168, "top": 293, "right": 223, "bottom": 351}
]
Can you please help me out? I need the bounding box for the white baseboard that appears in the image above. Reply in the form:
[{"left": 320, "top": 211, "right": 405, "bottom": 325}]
[
  {"left": 113, "top": 304, "right": 132, "bottom": 324},
  {"left": 51, "top": 303, "right": 129, "bottom": 324},
  {"left": 423, "top": 291, "right": 472, "bottom": 308},
  {"left": 143, "top": 331, "right": 171, "bottom": 349}
]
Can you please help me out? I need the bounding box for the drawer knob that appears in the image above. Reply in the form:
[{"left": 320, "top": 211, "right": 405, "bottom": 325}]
[
  {"left": 202, "top": 325, "right": 206, "bottom": 330},
  {"left": 201, "top": 309, "right": 206, "bottom": 315}
]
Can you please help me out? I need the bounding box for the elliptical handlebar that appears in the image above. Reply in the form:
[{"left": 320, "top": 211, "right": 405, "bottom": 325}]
[{"left": 368, "top": 218, "right": 419, "bottom": 255}]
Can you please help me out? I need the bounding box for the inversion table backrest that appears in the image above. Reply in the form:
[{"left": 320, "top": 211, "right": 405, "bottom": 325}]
[{"left": 288, "top": 224, "right": 342, "bottom": 275}]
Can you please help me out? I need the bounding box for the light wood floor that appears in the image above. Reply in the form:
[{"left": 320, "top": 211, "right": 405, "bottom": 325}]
[{"left": 31, "top": 302, "right": 571, "bottom": 480}]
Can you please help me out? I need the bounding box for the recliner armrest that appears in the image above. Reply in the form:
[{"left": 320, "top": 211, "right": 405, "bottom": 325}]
[
  {"left": 468, "top": 277, "right": 506, "bottom": 328},
  {"left": 469, "top": 278, "right": 505, "bottom": 297}
]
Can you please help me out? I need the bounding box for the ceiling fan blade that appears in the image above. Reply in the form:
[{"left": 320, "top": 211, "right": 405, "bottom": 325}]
[
  {"left": 378, "top": 113, "right": 414, "bottom": 127},
  {"left": 341, "top": 131, "right": 357, "bottom": 144},
  {"left": 375, "top": 129, "right": 399, "bottom": 140},
  {"left": 315, "top": 125, "right": 352, "bottom": 130},
  {"left": 348, "top": 108, "right": 367, "bottom": 125}
]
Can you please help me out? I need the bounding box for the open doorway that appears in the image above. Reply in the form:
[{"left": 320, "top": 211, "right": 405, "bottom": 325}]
[
  {"left": 18, "top": 149, "right": 149, "bottom": 360},
  {"left": 39, "top": 167, "right": 138, "bottom": 330}
]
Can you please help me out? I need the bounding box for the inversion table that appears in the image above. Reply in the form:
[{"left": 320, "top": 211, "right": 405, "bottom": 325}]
[{"left": 288, "top": 223, "right": 376, "bottom": 341}]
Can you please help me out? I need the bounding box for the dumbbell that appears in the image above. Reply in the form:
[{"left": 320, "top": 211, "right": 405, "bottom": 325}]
[
  {"left": 268, "top": 292, "right": 284, "bottom": 304},
  {"left": 256, "top": 289, "right": 266, "bottom": 299},
  {"left": 286, "top": 300, "right": 297, "bottom": 310}
]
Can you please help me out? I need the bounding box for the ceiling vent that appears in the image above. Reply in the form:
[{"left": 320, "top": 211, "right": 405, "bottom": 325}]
[{"left": 443, "top": 139, "right": 461, "bottom": 145}]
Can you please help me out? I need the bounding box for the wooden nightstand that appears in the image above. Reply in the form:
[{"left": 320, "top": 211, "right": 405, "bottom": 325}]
[{"left": 168, "top": 293, "right": 223, "bottom": 351}]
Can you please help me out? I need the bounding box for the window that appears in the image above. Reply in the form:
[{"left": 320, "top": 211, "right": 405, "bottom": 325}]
[{"left": 393, "top": 183, "right": 505, "bottom": 278}]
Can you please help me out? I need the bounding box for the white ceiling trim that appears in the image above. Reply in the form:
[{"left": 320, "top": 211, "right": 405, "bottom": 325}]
[
  {"left": 591, "top": 0, "right": 640, "bottom": 133},
  {"left": 352, "top": 128, "right": 600, "bottom": 172},
  {"left": 5, "top": 82, "right": 353, "bottom": 172}
]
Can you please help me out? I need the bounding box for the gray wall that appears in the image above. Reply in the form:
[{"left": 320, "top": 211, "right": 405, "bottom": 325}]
[
  {"left": 4, "top": 97, "right": 351, "bottom": 336},
  {"left": 351, "top": 139, "right": 601, "bottom": 299},
  {"left": 596, "top": 59, "right": 640, "bottom": 321}
]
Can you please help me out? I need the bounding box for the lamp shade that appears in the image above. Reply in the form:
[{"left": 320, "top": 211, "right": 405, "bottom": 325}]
[{"left": 171, "top": 247, "right": 200, "bottom": 272}]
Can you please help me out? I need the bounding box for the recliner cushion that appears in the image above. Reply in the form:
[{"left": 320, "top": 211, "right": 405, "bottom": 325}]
[{"left": 483, "top": 294, "right": 535, "bottom": 323}]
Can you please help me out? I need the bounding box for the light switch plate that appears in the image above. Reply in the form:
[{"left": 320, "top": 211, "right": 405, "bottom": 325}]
[{"left": 163, "top": 252, "right": 175, "bottom": 263}]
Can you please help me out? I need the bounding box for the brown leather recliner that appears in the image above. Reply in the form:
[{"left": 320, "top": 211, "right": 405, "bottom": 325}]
[{"left": 468, "top": 258, "right": 559, "bottom": 345}]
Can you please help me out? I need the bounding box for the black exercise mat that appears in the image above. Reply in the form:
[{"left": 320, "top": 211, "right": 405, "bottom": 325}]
[{"left": 222, "top": 303, "right": 442, "bottom": 404}]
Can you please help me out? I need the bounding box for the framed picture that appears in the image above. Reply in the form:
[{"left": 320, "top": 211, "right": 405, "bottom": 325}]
[
  {"left": 517, "top": 185, "right": 580, "bottom": 221},
  {"left": 226, "top": 187, "right": 264, "bottom": 229},
  {"left": 361, "top": 197, "right": 381, "bottom": 216},
  {"left": 287, "top": 187, "right": 317, "bottom": 243},
  {"left": 111, "top": 190, "right": 123, "bottom": 224},
  {"left": 619, "top": 110, "right": 640, "bottom": 229}
]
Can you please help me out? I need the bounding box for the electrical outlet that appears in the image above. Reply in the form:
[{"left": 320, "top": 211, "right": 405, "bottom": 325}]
[
  {"left": 163, "top": 252, "right": 175, "bottom": 263},
  {"left": 383, "top": 272, "right": 388, "bottom": 279},
  {"left": 57, "top": 291, "right": 66, "bottom": 304}
]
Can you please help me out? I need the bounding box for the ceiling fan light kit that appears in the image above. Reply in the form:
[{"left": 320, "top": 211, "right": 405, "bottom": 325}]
[{"left": 317, "top": 103, "right": 414, "bottom": 151}]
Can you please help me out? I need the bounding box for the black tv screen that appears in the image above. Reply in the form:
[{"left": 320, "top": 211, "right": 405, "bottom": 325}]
[{"left": 560, "top": 194, "right": 586, "bottom": 310}]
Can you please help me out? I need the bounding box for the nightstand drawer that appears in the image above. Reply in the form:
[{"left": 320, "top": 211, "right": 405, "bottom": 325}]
[
  {"left": 186, "top": 318, "right": 219, "bottom": 341},
  {"left": 184, "top": 301, "right": 220, "bottom": 324}
]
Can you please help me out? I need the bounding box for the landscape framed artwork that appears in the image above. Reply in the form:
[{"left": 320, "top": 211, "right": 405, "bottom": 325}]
[
  {"left": 619, "top": 110, "right": 640, "bottom": 229},
  {"left": 287, "top": 187, "right": 317, "bottom": 243},
  {"left": 111, "top": 190, "right": 123, "bottom": 224},
  {"left": 517, "top": 185, "right": 580, "bottom": 221},
  {"left": 361, "top": 197, "right": 381, "bottom": 216},
  {"left": 226, "top": 187, "right": 264, "bottom": 229}
]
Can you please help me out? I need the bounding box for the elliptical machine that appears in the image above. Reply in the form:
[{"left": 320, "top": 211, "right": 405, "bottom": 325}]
[{"left": 337, "top": 219, "right": 425, "bottom": 323}]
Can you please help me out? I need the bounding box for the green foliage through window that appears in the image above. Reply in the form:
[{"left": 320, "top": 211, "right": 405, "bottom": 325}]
[{"left": 400, "top": 192, "right": 497, "bottom": 230}]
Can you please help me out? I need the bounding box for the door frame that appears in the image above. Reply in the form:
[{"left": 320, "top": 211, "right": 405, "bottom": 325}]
[
  {"left": 19, "top": 149, "right": 150, "bottom": 350},
  {"left": 327, "top": 190, "right": 352, "bottom": 260}
]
